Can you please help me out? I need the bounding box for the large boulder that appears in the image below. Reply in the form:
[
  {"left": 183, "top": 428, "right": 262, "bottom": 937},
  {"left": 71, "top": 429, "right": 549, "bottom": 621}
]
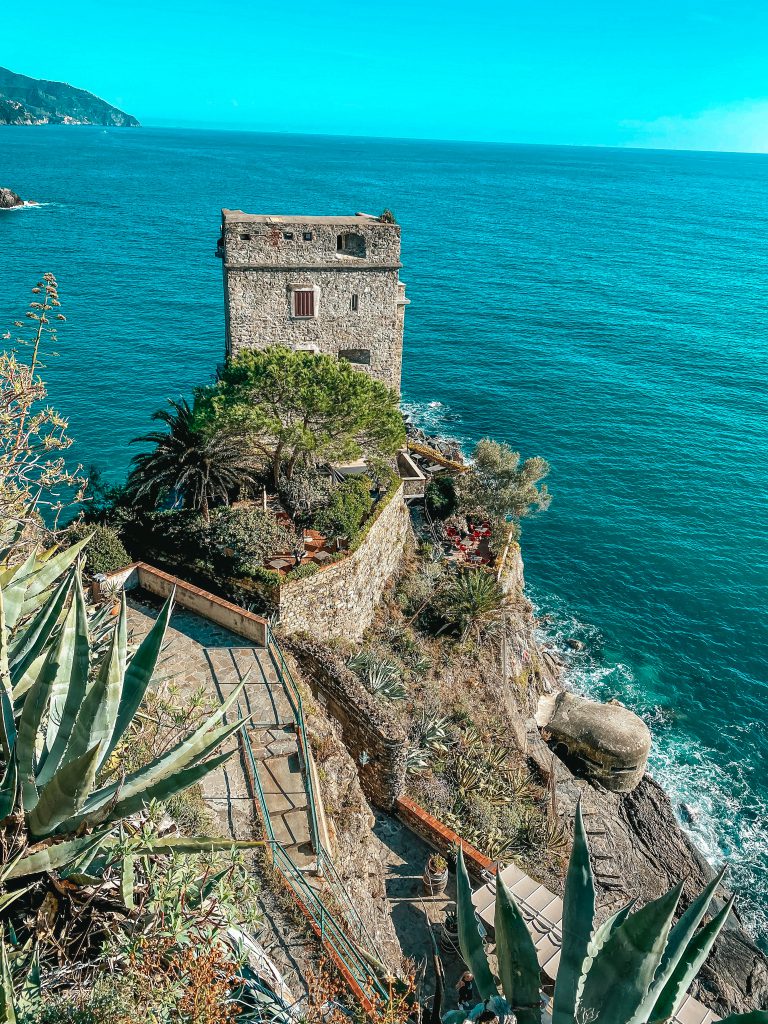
[
  {"left": 0, "top": 188, "right": 23, "bottom": 209},
  {"left": 536, "top": 690, "right": 650, "bottom": 792}
]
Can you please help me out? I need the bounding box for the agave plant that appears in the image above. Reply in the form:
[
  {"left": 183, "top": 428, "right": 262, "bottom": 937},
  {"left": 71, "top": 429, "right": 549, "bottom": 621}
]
[
  {"left": 446, "top": 805, "right": 767, "bottom": 1024},
  {"left": 0, "top": 548, "right": 250, "bottom": 879},
  {"left": 348, "top": 652, "right": 406, "bottom": 701}
]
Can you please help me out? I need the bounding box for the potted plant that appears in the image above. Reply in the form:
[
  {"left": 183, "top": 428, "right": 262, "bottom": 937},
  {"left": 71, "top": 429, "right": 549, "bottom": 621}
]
[
  {"left": 423, "top": 852, "right": 448, "bottom": 895},
  {"left": 440, "top": 907, "right": 459, "bottom": 952}
]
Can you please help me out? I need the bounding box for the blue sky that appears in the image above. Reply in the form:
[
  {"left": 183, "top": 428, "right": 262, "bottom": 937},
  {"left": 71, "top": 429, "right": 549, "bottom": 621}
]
[{"left": 5, "top": 0, "right": 768, "bottom": 151}]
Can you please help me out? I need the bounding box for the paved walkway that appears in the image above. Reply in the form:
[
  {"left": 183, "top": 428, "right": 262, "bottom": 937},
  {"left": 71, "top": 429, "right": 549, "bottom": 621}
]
[{"left": 125, "top": 595, "right": 314, "bottom": 869}]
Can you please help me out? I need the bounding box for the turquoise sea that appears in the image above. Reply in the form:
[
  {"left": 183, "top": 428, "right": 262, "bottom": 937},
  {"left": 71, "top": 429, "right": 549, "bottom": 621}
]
[{"left": 1, "top": 127, "right": 767, "bottom": 937}]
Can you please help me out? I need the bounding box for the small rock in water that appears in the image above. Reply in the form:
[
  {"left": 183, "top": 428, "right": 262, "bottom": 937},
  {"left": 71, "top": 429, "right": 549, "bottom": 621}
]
[
  {"left": 566, "top": 638, "right": 584, "bottom": 651},
  {"left": 680, "top": 802, "right": 698, "bottom": 825},
  {"left": 0, "top": 188, "right": 24, "bottom": 209}
]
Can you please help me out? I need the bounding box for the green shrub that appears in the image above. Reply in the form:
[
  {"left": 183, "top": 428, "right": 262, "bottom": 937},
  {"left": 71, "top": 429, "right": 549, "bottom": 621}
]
[
  {"left": 66, "top": 521, "right": 130, "bottom": 575},
  {"left": 312, "top": 476, "right": 373, "bottom": 543},
  {"left": 425, "top": 475, "right": 458, "bottom": 520},
  {"left": 210, "top": 505, "right": 302, "bottom": 574}
]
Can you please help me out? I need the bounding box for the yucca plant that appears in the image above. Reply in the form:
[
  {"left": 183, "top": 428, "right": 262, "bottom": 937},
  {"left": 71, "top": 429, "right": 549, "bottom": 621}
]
[
  {"left": 0, "top": 546, "right": 251, "bottom": 880},
  {"left": 446, "top": 804, "right": 767, "bottom": 1024}
]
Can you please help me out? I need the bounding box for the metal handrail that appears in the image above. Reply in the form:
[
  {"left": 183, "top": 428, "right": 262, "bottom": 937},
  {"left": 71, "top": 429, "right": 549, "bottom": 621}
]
[
  {"left": 266, "top": 629, "right": 321, "bottom": 853},
  {"left": 265, "top": 633, "right": 381, "bottom": 958},
  {"left": 239, "top": 717, "right": 387, "bottom": 1003}
]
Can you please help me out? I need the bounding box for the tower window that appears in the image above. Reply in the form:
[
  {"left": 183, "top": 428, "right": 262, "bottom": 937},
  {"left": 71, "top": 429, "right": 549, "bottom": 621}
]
[
  {"left": 351, "top": 294, "right": 359, "bottom": 312},
  {"left": 336, "top": 232, "right": 366, "bottom": 257},
  {"left": 292, "top": 289, "right": 315, "bottom": 318},
  {"left": 239, "top": 233, "right": 252, "bottom": 241},
  {"left": 283, "top": 231, "right": 294, "bottom": 240},
  {"left": 339, "top": 348, "right": 370, "bottom": 365},
  {"left": 303, "top": 231, "right": 313, "bottom": 241}
]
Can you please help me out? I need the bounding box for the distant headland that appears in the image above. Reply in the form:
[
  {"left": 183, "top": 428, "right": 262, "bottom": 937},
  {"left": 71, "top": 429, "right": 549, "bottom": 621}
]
[{"left": 0, "top": 66, "right": 139, "bottom": 127}]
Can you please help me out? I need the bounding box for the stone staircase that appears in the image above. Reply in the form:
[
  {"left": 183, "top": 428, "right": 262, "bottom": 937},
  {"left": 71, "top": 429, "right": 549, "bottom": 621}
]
[{"left": 204, "top": 647, "right": 316, "bottom": 872}]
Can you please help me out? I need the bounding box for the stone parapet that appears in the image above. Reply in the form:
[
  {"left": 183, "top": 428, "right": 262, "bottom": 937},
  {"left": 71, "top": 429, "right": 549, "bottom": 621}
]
[
  {"left": 281, "top": 634, "right": 408, "bottom": 810},
  {"left": 276, "top": 484, "right": 411, "bottom": 642}
]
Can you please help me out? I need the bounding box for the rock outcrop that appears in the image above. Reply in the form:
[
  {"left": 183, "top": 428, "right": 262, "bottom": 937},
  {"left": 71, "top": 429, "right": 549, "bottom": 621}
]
[
  {"left": 502, "top": 545, "right": 768, "bottom": 1014},
  {"left": 535, "top": 690, "right": 651, "bottom": 792},
  {"left": 0, "top": 188, "right": 22, "bottom": 208}
]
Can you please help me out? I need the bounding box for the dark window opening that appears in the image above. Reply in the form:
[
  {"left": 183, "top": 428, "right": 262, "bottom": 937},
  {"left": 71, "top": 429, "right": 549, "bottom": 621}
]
[
  {"left": 303, "top": 231, "right": 313, "bottom": 241},
  {"left": 339, "top": 348, "right": 370, "bottom": 365},
  {"left": 336, "top": 232, "right": 366, "bottom": 257},
  {"left": 283, "top": 231, "right": 294, "bottom": 240},
  {"left": 293, "top": 290, "right": 315, "bottom": 317},
  {"left": 239, "top": 233, "right": 252, "bottom": 241},
  {"left": 351, "top": 294, "right": 359, "bottom": 312}
]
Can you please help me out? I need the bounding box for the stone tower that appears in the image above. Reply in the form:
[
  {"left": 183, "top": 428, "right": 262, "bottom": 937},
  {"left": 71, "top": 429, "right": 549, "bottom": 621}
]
[{"left": 217, "top": 211, "right": 408, "bottom": 393}]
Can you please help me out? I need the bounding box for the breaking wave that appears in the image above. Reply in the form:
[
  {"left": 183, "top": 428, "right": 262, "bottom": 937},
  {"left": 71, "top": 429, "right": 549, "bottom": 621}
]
[{"left": 529, "top": 584, "right": 768, "bottom": 945}]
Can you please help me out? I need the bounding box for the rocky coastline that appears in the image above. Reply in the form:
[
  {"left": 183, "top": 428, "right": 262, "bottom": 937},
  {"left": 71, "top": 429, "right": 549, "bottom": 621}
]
[
  {"left": 0, "top": 188, "right": 23, "bottom": 209},
  {"left": 407, "top": 420, "right": 768, "bottom": 1012},
  {"left": 505, "top": 541, "right": 768, "bottom": 1013}
]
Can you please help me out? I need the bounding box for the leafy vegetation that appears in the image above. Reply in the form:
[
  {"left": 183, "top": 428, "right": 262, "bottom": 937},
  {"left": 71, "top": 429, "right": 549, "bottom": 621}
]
[
  {"left": 447, "top": 809, "right": 765, "bottom": 1024},
  {"left": 313, "top": 475, "right": 374, "bottom": 544},
  {"left": 64, "top": 522, "right": 130, "bottom": 576},
  {"left": 0, "top": 275, "right": 86, "bottom": 546},
  {"left": 209, "top": 505, "right": 302, "bottom": 574},
  {"left": 204, "top": 346, "right": 404, "bottom": 486},
  {"left": 127, "top": 397, "right": 259, "bottom": 522}
]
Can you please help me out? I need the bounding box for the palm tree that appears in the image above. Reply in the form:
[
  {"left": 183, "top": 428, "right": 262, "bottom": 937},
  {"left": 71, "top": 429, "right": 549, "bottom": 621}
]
[
  {"left": 438, "top": 568, "right": 508, "bottom": 641},
  {"left": 127, "top": 398, "right": 258, "bottom": 522}
]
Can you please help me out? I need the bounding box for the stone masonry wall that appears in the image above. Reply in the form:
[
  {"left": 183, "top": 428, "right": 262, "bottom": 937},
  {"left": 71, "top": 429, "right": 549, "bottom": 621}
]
[
  {"left": 281, "top": 634, "right": 408, "bottom": 810},
  {"left": 277, "top": 485, "right": 411, "bottom": 642},
  {"left": 221, "top": 213, "right": 406, "bottom": 393},
  {"left": 225, "top": 267, "right": 402, "bottom": 391}
]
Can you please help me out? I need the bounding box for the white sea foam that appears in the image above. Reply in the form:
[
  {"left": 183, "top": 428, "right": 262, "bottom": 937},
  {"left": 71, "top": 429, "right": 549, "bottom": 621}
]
[{"left": 530, "top": 585, "right": 768, "bottom": 943}]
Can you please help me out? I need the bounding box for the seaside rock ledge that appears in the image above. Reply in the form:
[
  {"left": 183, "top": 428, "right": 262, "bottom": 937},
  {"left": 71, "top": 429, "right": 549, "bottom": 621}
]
[
  {"left": 536, "top": 690, "right": 651, "bottom": 792},
  {"left": 0, "top": 188, "right": 23, "bottom": 208}
]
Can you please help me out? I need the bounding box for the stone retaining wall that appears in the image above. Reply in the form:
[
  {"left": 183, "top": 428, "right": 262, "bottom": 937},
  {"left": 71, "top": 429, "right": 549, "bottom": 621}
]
[
  {"left": 277, "top": 484, "right": 411, "bottom": 642},
  {"left": 281, "top": 634, "right": 408, "bottom": 809}
]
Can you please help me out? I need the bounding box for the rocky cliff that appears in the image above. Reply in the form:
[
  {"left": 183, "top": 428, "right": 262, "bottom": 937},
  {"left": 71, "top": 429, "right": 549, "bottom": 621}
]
[
  {"left": 503, "top": 545, "right": 768, "bottom": 1014},
  {"left": 0, "top": 67, "right": 139, "bottom": 126}
]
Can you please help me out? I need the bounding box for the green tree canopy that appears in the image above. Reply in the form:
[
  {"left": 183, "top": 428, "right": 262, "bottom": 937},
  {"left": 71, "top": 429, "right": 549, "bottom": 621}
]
[
  {"left": 458, "top": 438, "right": 551, "bottom": 524},
  {"left": 205, "top": 347, "right": 405, "bottom": 486}
]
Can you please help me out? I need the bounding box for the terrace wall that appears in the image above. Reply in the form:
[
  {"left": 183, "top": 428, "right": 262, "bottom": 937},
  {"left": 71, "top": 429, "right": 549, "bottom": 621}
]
[
  {"left": 281, "top": 634, "right": 408, "bottom": 809},
  {"left": 97, "top": 562, "right": 269, "bottom": 646},
  {"left": 276, "top": 484, "right": 411, "bottom": 642}
]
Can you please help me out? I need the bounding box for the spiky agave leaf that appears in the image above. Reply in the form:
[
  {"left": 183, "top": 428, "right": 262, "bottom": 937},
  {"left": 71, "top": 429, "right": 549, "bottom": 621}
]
[
  {"left": 35, "top": 574, "right": 92, "bottom": 786},
  {"left": 2, "top": 831, "right": 111, "bottom": 880},
  {"left": 577, "top": 883, "right": 683, "bottom": 1024},
  {"left": 8, "top": 570, "right": 73, "bottom": 691},
  {"left": 100, "top": 591, "right": 174, "bottom": 762},
  {"left": 27, "top": 745, "right": 101, "bottom": 838},
  {"left": 638, "top": 866, "right": 727, "bottom": 1022},
  {"left": 494, "top": 872, "right": 541, "bottom": 1024},
  {"left": 61, "top": 681, "right": 248, "bottom": 831},
  {"left": 455, "top": 847, "right": 497, "bottom": 1001},
  {"left": 0, "top": 938, "right": 16, "bottom": 1024},
  {"left": 649, "top": 896, "right": 735, "bottom": 1023},
  {"left": 0, "top": 590, "right": 15, "bottom": 761},
  {"left": 52, "top": 592, "right": 127, "bottom": 772},
  {"left": 9, "top": 534, "right": 91, "bottom": 630},
  {"left": 552, "top": 801, "right": 595, "bottom": 1024}
]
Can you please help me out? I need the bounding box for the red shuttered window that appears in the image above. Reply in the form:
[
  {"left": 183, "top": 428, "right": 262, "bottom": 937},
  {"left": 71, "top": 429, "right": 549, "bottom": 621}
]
[{"left": 293, "top": 289, "right": 314, "bottom": 317}]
